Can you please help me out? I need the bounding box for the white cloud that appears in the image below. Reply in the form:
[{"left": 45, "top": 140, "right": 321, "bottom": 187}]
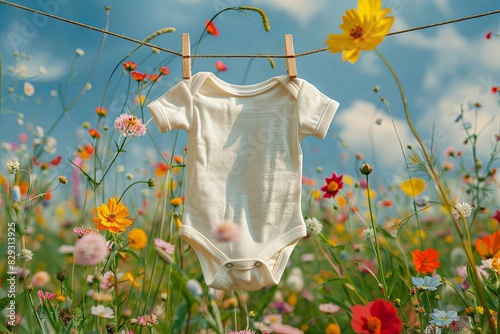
[
  {"left": 334, "top": 100, "right": 414, "bottom": 173},
  {"left": 416, "top": 82, "right": 499, "bottom": 160},
  {"left": 254, "top": 0, "right": 329, "bottom": 25},
  {"left": 396, "top": 25, "right": 500, "bottom": 91},
  {"left": 6, "top": 52, "right": 67, "bottom": 82}
]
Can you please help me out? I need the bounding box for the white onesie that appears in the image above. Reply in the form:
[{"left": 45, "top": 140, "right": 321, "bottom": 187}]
[{"left": 148, "top": 72, "right": 339, "bottom": 291}]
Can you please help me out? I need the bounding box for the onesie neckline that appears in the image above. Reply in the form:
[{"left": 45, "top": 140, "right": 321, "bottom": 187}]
[{"left": 195, "top": 71, "right": 292, "bottom": 97}]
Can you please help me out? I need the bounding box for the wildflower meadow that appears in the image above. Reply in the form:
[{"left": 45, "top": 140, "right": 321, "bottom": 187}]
[{"left": 1, "top": 1, "right": 500, "bottom": 334}]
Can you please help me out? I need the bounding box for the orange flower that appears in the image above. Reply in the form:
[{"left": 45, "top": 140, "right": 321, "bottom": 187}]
[
  {"left": 205, "top": 20, "right": 219, "bottom": 36},
  {"left": 89, "top": 129, "right": 100, "bottom": 138},
  {"left": 92, "top": 198, "right": 134, "bottom": 233},
  {"left": 77, "top": 144, "right": 94, "bottom": 160},
  {"left": 95, "top": 106, "right": 108, "bottom": 117},
  {"left": 412, "top": 248, "right": 440, "bottom": 274},
  {"left": 154, "top": 162, "right": 169, "bottom": 177},
  {"left": 475, "top": 230, "right": 500, "bottom": 259},
  {"left": 148, "top": 74, "right": 160, "bottom": 82},
  {"left": 173, "top": 155, "right": 183, "bottom": 164},
  {"left": 122, "top": 61, "right": 137, "bottom": 71},
  {"left": 130, "top": 71, "right": 147, "bottom": 82},
  {"left": 159, "top": 66, "right": 170, "bottom": 76}
]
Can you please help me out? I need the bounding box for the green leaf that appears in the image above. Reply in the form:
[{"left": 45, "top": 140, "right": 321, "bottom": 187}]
[
  {"left": 386, "top": 265, "right": 400, "bottom": 298},
  {"left": 0, "top": 297, "right": 12, "bottom": 311},
  {"left": 120, "top": 248, "right": 140, "bottom": 262},
  {"left": 319, "top": 277, "right": 350, "bottom": 287},
  {"left": 252, "top": 285, "right": 278, "bottom": 317},
  {"left": 0, "top": 324, "right": 10, "bottom": 333}
]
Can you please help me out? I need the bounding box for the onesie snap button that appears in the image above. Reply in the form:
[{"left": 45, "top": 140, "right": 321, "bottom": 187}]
[
  {"left": 255, "top": 261, "right": 262, "bottom": 267},
  {"left": 226, "top": 263, "right": 233, "bottom": 269}
]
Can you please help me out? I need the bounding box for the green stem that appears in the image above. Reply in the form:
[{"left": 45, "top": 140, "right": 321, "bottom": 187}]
[
  {"left": 118, "top": 180, "right": 148, "bottom": 203},
  {"left": 365, "top": 174, "right": 388, "bottom": 296}
]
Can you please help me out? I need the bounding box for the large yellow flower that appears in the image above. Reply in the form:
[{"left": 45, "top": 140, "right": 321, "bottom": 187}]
[
  {"left": 92, "top": 198, "right": 134, "bottom": 233},
  {"left": 325, "top": 0, "right": 394, "bottom": 63}
]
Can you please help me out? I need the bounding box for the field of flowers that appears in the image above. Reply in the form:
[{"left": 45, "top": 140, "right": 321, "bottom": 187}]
[{"left": 1, "top": 1, "right": 500, "bottom": 334}]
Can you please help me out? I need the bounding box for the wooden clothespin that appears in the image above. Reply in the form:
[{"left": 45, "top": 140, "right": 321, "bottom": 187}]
[
  {"left": 284, "top": 34, "right": 297, "bottom": 79},
  {"left": 182, "top": 33, "right": 191, "bottom": 79}
]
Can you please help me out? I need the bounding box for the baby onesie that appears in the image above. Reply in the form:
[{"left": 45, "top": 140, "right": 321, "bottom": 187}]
[{"left": 148, "top": 72, "right": 339, "bottom": 291}]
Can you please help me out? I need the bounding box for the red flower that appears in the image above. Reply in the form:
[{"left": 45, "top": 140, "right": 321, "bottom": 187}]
[
  {"left": 89, "top": 129, "right": 101, "bottom": 138},
  {"left": 95, "top": 106, "right": 108, "bottom": 117},
  {"left": 206, "top": 20, "right": 219, "bottom": 36},
  {"left": 492, "top": 209, "right": 500, "bottom": 224},
  {"left": 215, "top": 60, "right": 227, "bottom": 72},
  {"left": 148, "top": 74, "right": 160, "bottom": 82},
  {"left": 33, "top": 156, "right": 62, "bottom": 170},
  {"left": 321, "top": 172, "right": 344, "bottom": 198},
  {"left": 492, "top": 86, "right": 499, "bottom": 94},
  {"left": 159, "top": 66, "right": 170, "bottom": 76},
  {"left": 123, "top": 61, "right": 137, "bottom": 71},
  {"left": 412, "top": 248, "right": 440, "bottom": 274},
  {"left": 131, "top": 71, "right": 147, "bottom": 82},
  {"left": 351, "top": 298, "right": 402, "bottom": 333},
  {"left": 486, "top": 31, "right": 492, "bottom": 40}
]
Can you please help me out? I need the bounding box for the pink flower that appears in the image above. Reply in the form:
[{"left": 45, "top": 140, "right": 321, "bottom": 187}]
[
  {"left": 37, "top": 290, "right": 56, "bottom": 301},
  {"left": 154, "top": 238, "right": 175, "bottom": 254},
  {"left": 444, "top": 146, "right": 455, "bottom": 157},
  {"left": 215, "top": 60, "right": 227, "bottom": 72},
  {"left": 114, "top": 114, "right": 147, "bottom": 137},
  {"left": 31, "top": 271, "right": 50, "bottom": 288},
  {"left": 212, "top": 221, "right": 240, "bottom": 242},
  {"left": 132, "top": 314, "right": 158, "bottom": 327},
  {"left": 319, "top": 303, "right": 341, "bottom": 314},
  {"left": 492, "top": 209, "right": 500, "bottom": 224},
  {"left": 73, "top": 226, "right": 99, "bottom": 238},
  {"left": 100, "top": 271, "right": 115, "bottom": 290},
  {"left": 263, "top": 314, "right": 282, "bottom": 324},
  {"left": 269, "top": 322, "right": 303, "bottom": 334},
  {"left": 74, "top": 234, "right": 109, "bottom": 266}
]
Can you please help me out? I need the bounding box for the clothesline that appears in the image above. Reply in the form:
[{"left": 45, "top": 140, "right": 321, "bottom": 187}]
[{"left": 0, "top": 0, "right": 499, "bottom": 59}]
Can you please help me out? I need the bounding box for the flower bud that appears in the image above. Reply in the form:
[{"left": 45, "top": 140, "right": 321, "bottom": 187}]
[
  {"left": 58, "top": 176, "right": 68, "bottom": 184},
  {"left": 57, "top": 271, "right": 68, "bottom": 282},
  {"left": 360, "top": 163, "right": 373, "bottom": 175},
  {"left": 147, "top": 178, "right": 156, "bottom": 189}
]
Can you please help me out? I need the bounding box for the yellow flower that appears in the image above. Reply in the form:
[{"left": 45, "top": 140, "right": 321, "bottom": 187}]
[
  {"left": 325, "top": 0, "right": 394, "bottom": 63},
  {"left": 170, "top": 197, "right": 183, "bottom": 206},
  {"left": 128, "top": 228, "right": 148, "bottom": 250},
  {"left": 92, "top": 198, "right": 134, "bottom": 233},
  {"left": 400, "top": 178, "right": 426, "bottom": 197},
  {"left": 122, "top": 272, "right": 140, "bottom": 288}
]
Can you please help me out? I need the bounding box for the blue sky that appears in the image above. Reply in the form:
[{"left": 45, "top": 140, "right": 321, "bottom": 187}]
[{"left": 1, "top": 0, "right": 499, "bottom": 184}]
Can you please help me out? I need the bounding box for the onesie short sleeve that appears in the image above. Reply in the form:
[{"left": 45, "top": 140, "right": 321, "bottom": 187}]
[
  {"left": 147, "top": 80, "right": 193, "bottom": 132},
  {"left": 297, "top": 80, "right": 339, "bottom": 139}
]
